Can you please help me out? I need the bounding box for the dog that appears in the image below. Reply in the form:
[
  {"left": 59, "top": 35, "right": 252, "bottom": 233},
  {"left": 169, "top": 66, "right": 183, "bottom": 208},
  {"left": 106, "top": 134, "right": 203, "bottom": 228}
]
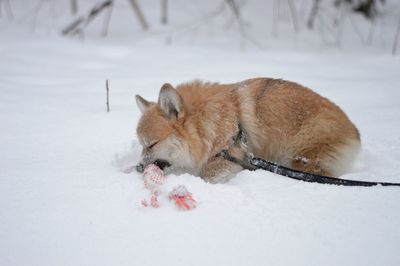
[{"left": 135, "top": 78, "right": 360, "bottom": 183}]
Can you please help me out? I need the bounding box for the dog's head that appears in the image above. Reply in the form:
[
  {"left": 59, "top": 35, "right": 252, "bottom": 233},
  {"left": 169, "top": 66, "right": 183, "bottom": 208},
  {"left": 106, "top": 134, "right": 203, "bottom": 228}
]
[{"left": 135, "top": 83, "right": 192, "bottom": 174}]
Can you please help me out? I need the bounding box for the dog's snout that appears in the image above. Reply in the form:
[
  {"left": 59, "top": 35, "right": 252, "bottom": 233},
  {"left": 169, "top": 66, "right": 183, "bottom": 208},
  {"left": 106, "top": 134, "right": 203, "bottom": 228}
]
[
  {"left": 154, "top": 159, "right": 171, "bottom": 170},
  {"left": 135, "top": 163, "right": 144, "bottom": 173}
]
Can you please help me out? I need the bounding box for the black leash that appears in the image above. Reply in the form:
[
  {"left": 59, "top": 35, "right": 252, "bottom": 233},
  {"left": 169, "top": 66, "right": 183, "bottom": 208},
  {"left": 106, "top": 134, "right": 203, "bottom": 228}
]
[{"left": 218, "top": 150, "right": 400, "bottom": 187}]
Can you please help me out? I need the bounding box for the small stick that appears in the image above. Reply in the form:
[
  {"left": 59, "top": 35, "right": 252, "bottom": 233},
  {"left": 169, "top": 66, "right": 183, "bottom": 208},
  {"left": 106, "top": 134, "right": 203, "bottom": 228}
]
[{"left": 106, "top": 80, "right": 110, "bottom": 112}]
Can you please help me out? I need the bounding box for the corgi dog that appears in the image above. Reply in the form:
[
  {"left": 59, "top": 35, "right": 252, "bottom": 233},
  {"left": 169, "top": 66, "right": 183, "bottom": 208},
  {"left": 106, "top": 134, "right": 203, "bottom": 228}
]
[{"left": 135, "top": 78, "right": 360, "bottom": 183}]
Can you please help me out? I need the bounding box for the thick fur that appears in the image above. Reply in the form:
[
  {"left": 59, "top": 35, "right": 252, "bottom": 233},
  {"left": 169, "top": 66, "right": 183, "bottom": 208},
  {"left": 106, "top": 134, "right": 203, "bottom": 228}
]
[{"left": 135, "top": 78, "right": 361, "bottom": 183}]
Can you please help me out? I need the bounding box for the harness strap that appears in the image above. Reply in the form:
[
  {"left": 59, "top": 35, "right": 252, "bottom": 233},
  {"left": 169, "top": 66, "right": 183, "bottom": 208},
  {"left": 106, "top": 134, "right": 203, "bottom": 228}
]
[
  {"left": 217, "top": 149, "right": 400, "bottom": 187},
  {"left": 215, "top": 150, "right": 258, "bottom": 171}
]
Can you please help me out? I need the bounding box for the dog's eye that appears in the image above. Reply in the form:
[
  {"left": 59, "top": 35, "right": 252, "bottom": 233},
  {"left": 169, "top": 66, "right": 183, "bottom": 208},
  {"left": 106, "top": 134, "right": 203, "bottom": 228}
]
[{"left": 148, "top": 141, "right": 158, "bottom": 149}]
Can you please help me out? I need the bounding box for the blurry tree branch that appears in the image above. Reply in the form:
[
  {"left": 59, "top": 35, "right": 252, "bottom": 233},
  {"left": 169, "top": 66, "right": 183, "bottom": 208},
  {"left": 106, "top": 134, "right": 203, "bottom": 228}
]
[
  {"left": 62, "top": 0, "right": 113, "bottom": 36},
  {"left": 102, "top": 1, "right": 113, "bottom": 36},
  {"left": 307, "top": 0, "right": 320, "bottom": 29},
  {"left": 334, "top": 0, "right": 385, "bottom": 19},
  {"left": 393, "top": 16, "right": 400, "bottom": 55},
  {"left": 225, "top": 0, "right": 264, "bottom": 50},
  {"left": 226, "top": 0, "right": 245, "bottom": 49},
  {"left": 0, "top": 0, "right": 13, "bottom": 21},
  {"left": 272, "top": 0, "right": 300, "bottom": 36},
  {"left": 287, "top": 0, "right": 299, "bottom": 32},
  {"left": 62, "top": 0, "right": 149, "bottom": 37},
  {"left": 161, "top": 0, "right": 167, "bottom": 25},
  {"left": 71, "top": 0, "right": 78, "bottom": 15},
  {"left": 128, "top": 0, "right": 149, "bottom": 31}
]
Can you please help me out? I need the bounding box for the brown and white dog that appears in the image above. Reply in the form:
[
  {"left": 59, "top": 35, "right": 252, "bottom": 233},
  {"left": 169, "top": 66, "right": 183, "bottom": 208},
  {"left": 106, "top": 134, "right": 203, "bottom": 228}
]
[{"left": 135, "top": 78, "right": 360, "bottom": 183}]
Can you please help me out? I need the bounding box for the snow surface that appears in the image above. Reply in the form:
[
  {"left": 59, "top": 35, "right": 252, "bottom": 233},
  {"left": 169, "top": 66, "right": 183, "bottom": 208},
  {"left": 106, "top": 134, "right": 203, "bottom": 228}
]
[{"left": 1, "top": 1, "right": 400, "bottom": 266}]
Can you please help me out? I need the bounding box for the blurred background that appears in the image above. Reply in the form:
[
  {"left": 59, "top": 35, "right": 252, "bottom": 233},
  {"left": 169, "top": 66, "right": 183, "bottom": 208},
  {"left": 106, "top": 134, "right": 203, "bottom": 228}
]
[{"left": 1, "top": 0, "right": 399, "bottom": 54}]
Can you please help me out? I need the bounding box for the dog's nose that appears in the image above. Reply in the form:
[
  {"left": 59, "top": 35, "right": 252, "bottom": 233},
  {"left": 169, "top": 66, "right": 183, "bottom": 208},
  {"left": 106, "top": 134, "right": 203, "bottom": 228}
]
[{"left": 135, "top": 163, "right": 144, "bottom": 173}]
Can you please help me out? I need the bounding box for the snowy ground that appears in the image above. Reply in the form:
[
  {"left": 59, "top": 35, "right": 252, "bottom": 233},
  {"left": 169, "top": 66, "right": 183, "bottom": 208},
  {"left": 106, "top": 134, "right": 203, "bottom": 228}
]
[{"left": 1, "top": 1, "right": 400, "bottom": 266}]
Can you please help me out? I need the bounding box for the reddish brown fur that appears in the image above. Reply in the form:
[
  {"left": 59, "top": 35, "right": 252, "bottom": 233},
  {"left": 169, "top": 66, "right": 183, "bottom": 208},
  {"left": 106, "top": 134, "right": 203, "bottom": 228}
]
[{"left": 136, "top": 78, "right": 360, "bottom": 183}]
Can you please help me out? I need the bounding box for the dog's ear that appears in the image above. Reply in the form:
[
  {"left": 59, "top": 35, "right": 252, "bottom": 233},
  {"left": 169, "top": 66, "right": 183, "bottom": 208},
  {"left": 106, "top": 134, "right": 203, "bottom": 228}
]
[
  {"left": 135, "top": 95, "right": 150, "bottom": 114},
  {"left": 158, "top": 83, "right": 184, "bottom": 120}
]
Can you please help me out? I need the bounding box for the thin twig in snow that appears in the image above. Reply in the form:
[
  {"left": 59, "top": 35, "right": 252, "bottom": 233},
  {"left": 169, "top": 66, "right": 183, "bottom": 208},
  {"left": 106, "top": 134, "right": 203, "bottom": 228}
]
[{"left": 106, "top": 80, "right": 110, "bottom": 113}]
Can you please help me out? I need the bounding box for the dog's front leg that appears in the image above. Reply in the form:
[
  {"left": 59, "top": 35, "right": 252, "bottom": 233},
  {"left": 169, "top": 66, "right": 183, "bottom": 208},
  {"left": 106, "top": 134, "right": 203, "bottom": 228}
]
[
  {"left": 200, "top": 146, "right": 245, "bottom": 184},
  {"left": 200, "top": 157, "right": 243, "bottom": 183}
]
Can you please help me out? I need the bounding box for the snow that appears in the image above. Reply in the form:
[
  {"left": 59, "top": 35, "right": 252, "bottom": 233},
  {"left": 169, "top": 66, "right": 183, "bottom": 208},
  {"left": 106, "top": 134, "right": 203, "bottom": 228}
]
[{"left": 1, "top": 0, "right": 400, "bottom": 266}]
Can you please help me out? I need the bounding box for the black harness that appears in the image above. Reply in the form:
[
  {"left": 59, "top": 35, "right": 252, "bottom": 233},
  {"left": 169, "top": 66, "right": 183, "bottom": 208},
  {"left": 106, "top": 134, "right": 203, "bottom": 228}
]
[{"left": 217, "top": 129, "right": 400, "bottom": 187}]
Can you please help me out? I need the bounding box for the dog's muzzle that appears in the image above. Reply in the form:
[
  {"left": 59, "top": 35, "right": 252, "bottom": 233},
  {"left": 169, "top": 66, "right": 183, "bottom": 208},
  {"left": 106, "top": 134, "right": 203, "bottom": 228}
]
[
  {"left": 135, "top": 163, "right": 145, "bottom": 173},
  {"left": 135, "top": 159, "right": 171, "bottom": 173}
]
